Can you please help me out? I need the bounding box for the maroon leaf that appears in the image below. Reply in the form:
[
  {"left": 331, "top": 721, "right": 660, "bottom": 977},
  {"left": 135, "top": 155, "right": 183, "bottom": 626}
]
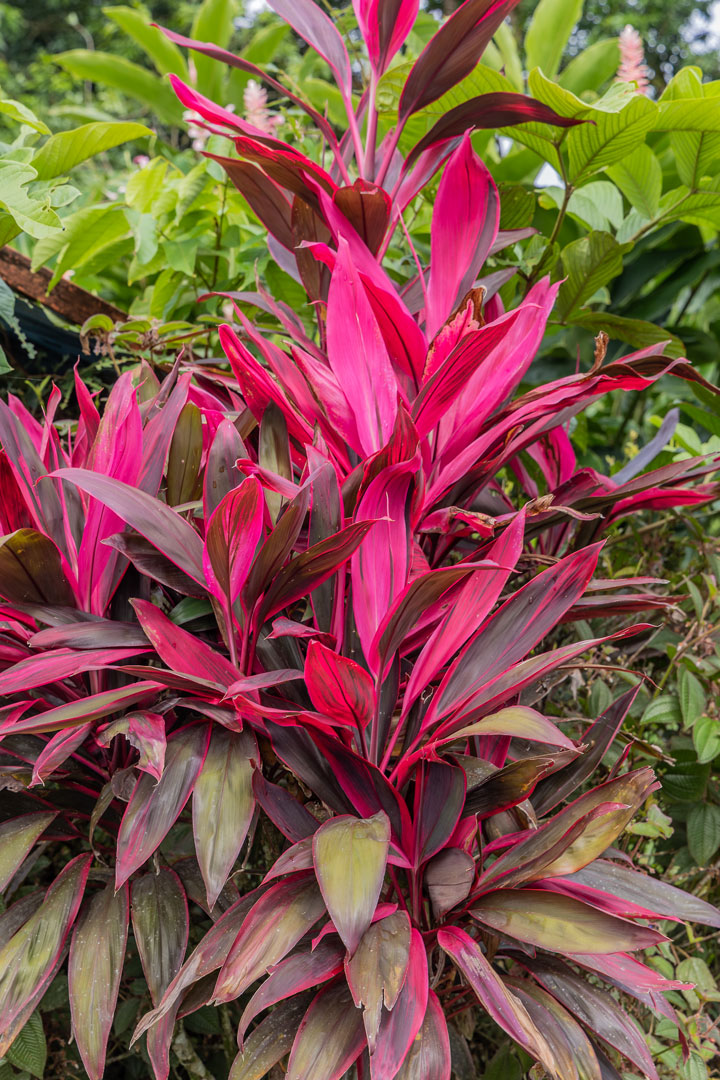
[
  {"left": 53, "top": 468, "right": 206, "bottom": 586},
  {"left": 203, "top": 477, "right": 264, "bottom": 610},
  {"left": 285, "top": 979, "right": 366, "bottom": 1080},
  {"left": 266, "top": 0, "right": 352, "bottom": 95},
  {"left": 213, "top": 873, "right": 326, "bottom": 1002},
  {"left": 437, "top": 926, "right": 558, "bottom": 1073},
  {"left": 132, "top": 598, "right": 238, "bottom": 688},
  {"left": 333, "top": 181, "right": 391, "bottom": 255},
  {"left": 399, "top": 0, "right": 521, "bottom": 120},
  {"left": 252, "top": 771, "right": 320, "bottom": 843},
  {"left": 209, "top": 155, "right": 294, "bottom": 249},
  {"left": 424, "top": 848, "right": 475, "bottom": 919},
  {"left": 238, "top": 939, "right": 344, "bottom": 1043},
  {"left": 406, "top": 93, "right": 587, "bottom": 168},
  {"left": 393, "top": 989, "right": 451, "bottom": 1080},
  {"left": 414, "top": 759, "right": 466, "bottom": 866}
]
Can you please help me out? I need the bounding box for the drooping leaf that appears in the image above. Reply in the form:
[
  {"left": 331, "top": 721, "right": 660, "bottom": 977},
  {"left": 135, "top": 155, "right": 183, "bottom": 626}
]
[
  {"left": 53, "top": 468, "right": 207, "bottom": 586},
  {"left": 0, "top": 854, "right": 91, "bottom": 1054},
  {"left": 370, "top": 928, "right": 428, "bottom": 1080},
  {"left": 230, "top": 993, "right": 315, "bottom": 1080},
  {"left": 424, "top": 848, "right": 475, "bottom": 919},
  {"left": 345, "top": 911, "right": 411, "bottom": 1051},
  {"left": 437, "top": 927, "right": 557, "bottom": 1074},
  {"left": 116, "top": 725, "right": 210, "bottom": 889},
  {"left": 393, "top": 990, "right": 451, "bottom": 1080},
  {"left": 193, "top": 727, "right": 257, "bottom": 909},
  {"left": 0, "top": 813, "right": 55, "bottom": 893},
  {"left": 69, "top": 882, "right": 129, "bottom": 1080},
  {"left": 131, "top": 868, "right": 189, "bottom": 1006},
  {"left": 313, "top": 811, "right": 390, "bottom": 954},
  {"left": 239, "top": 939, "right": 344, "bottom": 1043},
  {"left": 96, "top": 711, "right": 167, "bottom": 781}
]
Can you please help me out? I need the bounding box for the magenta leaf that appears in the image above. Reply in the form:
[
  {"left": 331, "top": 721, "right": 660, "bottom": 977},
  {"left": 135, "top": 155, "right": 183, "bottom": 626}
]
[
  {"left": 437, "top": 926, "right": 558, "bottom": 1074},
  {"left": 425, "top": 135, "right": 499, "bottom": 339},
  {"left": 370, "top": 928, "right": 428, "bottom": 1080},
  {"left": 267, "top": 0, "right": 352, "bottom": 95},
  {"left": 305, "top": 640, "right": 375, "bottom": 730},
  {"left": 326, "top": 237, "right": 398, "bottom": 456},
  {"left": 53, "top": 467, "right": 206, "bottom": 586}
]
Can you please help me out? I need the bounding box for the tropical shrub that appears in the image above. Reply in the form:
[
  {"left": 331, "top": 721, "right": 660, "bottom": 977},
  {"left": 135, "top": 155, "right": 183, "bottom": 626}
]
[{"left": 1, "top": 1, "right": 720, "bottom": 1079}]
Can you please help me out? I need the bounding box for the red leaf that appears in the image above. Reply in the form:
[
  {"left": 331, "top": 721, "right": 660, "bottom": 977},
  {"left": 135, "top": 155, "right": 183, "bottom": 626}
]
[
  {"left": 305, "top": 640, "right": 376, "bottom": 730},
  {"left": 267, "top": 0, "right": 352, "bottom": 95},
  {"left": 203, "top": 476, "right": 264, "bottom": 609}
]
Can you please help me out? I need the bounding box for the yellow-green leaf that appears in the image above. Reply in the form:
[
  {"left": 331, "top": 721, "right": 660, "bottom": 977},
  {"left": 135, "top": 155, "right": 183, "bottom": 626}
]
[{"left": 313, "top": 811, "right": 390, "bottom": 955}]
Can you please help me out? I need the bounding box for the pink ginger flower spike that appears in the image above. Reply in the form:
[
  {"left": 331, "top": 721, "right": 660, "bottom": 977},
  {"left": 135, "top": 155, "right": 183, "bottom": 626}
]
[
  {"left": 243, "top": 80, "right": 281, "bottom": 136},
  {"left": 617, "top": 25, "right": 650, "bottom": 94}
]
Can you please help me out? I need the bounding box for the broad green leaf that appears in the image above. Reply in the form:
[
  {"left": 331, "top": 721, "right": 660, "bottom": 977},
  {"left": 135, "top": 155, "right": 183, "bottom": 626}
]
[
  {"left": 568, "top": 312, "right": 685, "bottom": 359},
  {"left": 32, "top": 122, "right": 152, "bottom": 181},
  {"left": 471, "top": 889, "right": 663, "bottom": 953},
  {"left": 5, "top": 1011, "right": 46, "bottom": 1078},
  {"left": 556, "top": 231, "right": 632, "bottom": 321},
  {"left": 679, "top": 668, "right": 706, "bottom": 728},
  {"left": 103, "top": 6, "right": 188, "bottom": 77},
  {"left": 567, "top": 93, "right": 657, "bottom": 181},
  {"left": 131, "top": 869, "right": 188, "bottom": 1006},
  {"left": 116, "top": 725, "right": 210, "bottom": 888},
  {"left": 192, "top": 728, "right": 256, "bottom": 909},
  {"left": 656, "top": 185, "right": 720, "bottom": 228},
  {"left": 0, "top": 855, "right": 91, "bottom": 1054},
  {"left": 525, "top": 0, "right": 583, "bottom": 80},
  {"left": 542, "top": 181, "right": 623, "bottom": 232},
  {"left": 345, "top": 912, "right": 411, "bottom": 1052},
  {"left": 69, "top": 883, "right": 129, "bottom": 1080},
  {"left": 693, "top": 716, "right": 720, "bottom": 764},
  {"left": 687, "top": 804, "right": 720, "bottom": 865},
  {"left": 313, "top": 812, "right": 390, "bottom": 954},
  {"left": 54, "top": 51, "right": 183, "bottom": 125},
  {"left": 655, "top": 97, "right": 720, "bottom": 133},
  {"left": 606, "top": 144, "right": 662, "bottom": 219},
  {"left": 125, "top": 158, "right": 169, "bottom": 213},
  {"left": 0, "top": 814, "right": 55, "bottom": 893},
  {"left": 662, "top": 761, "right": 710, "bottom": 802},
  {"left": 0, "top": 98, "right": 50, "bottom": 134},
  {"left": 0, "top": 162, "right": 62, "bottom": 239},
  {"left": 191, "top": 0, "right": 237, "bottom": 100},
  {"left": 492, "top": 22, "right": 523, "bottom": 92},
  {"left": 558, "top": 39, "right": 620, "bottom": 96}
]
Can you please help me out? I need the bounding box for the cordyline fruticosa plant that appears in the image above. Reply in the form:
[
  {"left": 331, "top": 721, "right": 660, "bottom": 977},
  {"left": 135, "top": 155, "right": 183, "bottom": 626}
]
[{"left": 2, "top": 2, "right": 720, "bottom": 1079}]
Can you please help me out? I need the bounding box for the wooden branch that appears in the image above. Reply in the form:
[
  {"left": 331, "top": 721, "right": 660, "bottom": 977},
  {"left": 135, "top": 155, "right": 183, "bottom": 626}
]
[{"left": 0, "top": 246, "right": 126, "bottom": 326}]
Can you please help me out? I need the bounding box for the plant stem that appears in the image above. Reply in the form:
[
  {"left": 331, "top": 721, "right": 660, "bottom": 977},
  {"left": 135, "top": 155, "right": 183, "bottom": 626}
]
[{"left": 364, "top": 69, "right": 379, "bottom": 179}]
